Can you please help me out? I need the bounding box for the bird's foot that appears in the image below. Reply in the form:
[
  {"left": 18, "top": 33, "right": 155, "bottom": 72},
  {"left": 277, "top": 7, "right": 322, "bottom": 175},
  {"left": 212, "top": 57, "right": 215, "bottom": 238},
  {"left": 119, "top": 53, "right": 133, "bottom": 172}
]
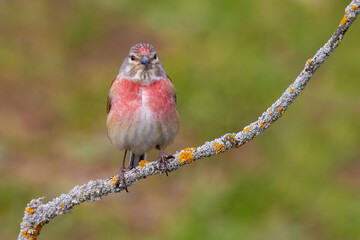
[
  {"left": 115, "top": 166, "right": 128, "bottom": 192},
  {"left": 157, "top": 150, "right": 174, "bottom": 176}
]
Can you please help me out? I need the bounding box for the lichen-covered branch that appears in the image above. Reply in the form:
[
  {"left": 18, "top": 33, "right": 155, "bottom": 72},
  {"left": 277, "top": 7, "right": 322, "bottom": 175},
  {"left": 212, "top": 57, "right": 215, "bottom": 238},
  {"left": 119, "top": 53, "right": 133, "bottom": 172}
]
[{"left": 18, "top": 1, "right": 360, "bottom": 239}]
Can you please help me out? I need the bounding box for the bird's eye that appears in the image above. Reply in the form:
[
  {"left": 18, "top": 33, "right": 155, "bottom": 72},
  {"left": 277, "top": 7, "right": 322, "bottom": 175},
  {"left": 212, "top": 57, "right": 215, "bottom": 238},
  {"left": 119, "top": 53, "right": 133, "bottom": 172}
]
[
  {"left": 153, "top": 54, "right": 157, "bottom": 60},
  {"left": 130, "top": 55, "right": 135, "bottom": 61}
]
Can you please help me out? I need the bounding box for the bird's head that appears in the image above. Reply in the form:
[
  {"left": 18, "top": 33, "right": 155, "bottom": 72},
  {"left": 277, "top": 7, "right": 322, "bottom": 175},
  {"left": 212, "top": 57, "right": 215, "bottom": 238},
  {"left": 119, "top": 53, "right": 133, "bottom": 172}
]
[{"left": 119, "top": 43, "right": 166, "bottom": 83}]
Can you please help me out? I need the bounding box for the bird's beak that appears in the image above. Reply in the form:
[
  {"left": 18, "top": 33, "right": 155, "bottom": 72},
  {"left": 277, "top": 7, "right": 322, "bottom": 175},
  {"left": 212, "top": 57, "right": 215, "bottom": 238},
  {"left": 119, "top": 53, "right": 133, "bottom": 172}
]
[{"left": 140, "top": 56, "right": 150, "bottom": 67}]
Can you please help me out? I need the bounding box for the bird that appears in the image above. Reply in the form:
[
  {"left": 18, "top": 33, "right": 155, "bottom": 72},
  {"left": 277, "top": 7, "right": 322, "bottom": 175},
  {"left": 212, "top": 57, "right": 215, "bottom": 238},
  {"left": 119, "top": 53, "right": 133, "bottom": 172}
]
[{"left": 106, "top": 43, "right": 179, "bottom": 191}]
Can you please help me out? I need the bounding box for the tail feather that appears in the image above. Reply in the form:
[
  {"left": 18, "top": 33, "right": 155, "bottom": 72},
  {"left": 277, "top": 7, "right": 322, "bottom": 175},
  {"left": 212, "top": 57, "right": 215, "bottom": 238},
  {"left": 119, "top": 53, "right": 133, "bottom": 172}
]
[{"left": 129, "top": 151, "right": 147, "bottom": 169}]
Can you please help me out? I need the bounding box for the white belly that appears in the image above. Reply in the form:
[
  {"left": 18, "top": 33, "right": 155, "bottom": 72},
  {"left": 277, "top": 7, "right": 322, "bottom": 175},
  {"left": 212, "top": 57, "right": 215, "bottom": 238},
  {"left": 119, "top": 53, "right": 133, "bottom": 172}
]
[{"left": 107, "top": 96, "right": 178, "bottom": 155}]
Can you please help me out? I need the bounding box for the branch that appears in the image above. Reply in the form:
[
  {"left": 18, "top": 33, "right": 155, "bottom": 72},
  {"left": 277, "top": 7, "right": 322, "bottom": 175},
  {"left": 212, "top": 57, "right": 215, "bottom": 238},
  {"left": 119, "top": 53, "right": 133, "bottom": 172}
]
[{"left": 18, "top": 1, "right": 360, "bottom": 239}]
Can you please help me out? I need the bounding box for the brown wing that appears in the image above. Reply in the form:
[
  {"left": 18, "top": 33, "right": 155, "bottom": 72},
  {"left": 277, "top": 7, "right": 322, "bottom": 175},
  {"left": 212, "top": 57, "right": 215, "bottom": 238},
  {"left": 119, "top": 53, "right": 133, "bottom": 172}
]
[
  {"left": 166, "top": 75, "right": 177, "bottom": 104},
  {"left": 107, "top": 77, "right": 117, "bottom": 114},
  {"left": 107, "top": 95, "right": 112, "bottom": 114}
]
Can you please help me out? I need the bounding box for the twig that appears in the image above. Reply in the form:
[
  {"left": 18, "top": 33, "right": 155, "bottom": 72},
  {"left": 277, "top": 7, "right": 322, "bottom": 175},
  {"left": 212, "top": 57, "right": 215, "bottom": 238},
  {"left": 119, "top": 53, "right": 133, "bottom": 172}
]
[{"left": 18, "top": 1, "right": 360, "bottom": 239}]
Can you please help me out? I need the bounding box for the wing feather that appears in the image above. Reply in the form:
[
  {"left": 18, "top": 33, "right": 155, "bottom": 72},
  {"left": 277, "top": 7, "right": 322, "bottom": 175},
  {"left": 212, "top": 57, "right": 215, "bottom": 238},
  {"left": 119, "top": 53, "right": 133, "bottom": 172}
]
[
  {"left": 166, "top": 75, "right": 177, "bottom": 104},
  {"left": 107, "top": 77, "right": 117, "bottom": 114},
  {"left": 107, "top": 95, "right": 112, "bottom": 114}
]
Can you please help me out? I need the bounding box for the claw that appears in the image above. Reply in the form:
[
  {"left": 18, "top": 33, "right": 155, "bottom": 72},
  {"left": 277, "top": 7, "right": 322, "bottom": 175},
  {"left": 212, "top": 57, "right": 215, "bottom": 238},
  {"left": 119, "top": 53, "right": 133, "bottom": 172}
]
[
  {"left": 115, "top": 167, "right": 128, "bottom": 192},
  {"left": 157, "top": 146, "right": 174, "bottom": 176}
]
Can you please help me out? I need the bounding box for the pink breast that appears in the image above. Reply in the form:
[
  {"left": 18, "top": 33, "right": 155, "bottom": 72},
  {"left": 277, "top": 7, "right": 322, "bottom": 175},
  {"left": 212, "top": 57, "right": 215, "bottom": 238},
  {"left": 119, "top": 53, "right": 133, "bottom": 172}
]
[
  {"left": 112, "top": 78, "right": 176, "bottom": 121},
  {"left": 144, "top": 80, "right": 177, "bottom": 120},
  {"left": 112, "top": 79, "right": 142, "bottom": 119}
]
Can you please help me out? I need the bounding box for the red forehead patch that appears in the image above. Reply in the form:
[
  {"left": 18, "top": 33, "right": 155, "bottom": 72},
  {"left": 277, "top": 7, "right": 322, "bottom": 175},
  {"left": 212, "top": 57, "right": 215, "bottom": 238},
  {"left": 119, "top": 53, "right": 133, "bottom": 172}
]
[{"left": 136, "top": 45, "right": 151, "bottom": 54}]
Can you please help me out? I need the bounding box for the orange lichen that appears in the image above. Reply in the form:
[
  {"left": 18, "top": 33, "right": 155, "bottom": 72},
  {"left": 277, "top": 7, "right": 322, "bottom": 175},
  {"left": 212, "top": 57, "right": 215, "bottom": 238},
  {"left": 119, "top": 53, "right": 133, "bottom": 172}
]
[
  {"left": 277, "top": 106, "right": 285, "bottom": 115},
  {"left": 25, "top": 207, "right": 35, "bottom": 215},
  {"left": 259, "top": 121, "right": 265, "bottom": 128},
  {"left": 179, "top": 147, "right": 195, "bottom": 163},
  {"left": 351, "top": 5, "right": 358, "bottom": 10},
  {"left": 139, "top": 160, "right": 149, "bottom": 168},
  {"left": 110, "top": 176, "right": 117, "bottom": 183},
  {"left": 306, "top": 58, "right": 312, "bottom": 66},
  {"left": 23, "top": 231, "right": 29, "bottom": 238},
  {"left": 340, "top": 15, "right": 348, "bottom": 25},
  {"left": 289, "top": 87, "right": 294, "bottom": 92},
  {"left": 214, "top": 142, "right": 225, "bottom": 154},
  {"left": 23, "top": 224, "right": 43, "bottom": 240},
  {"left": 29, "top": 224, "right": 43, "bottom": 240},
  {"left": 243, "top": 126, "right": 251, "bottom": 133},
  {"left": 225, "top": 134, "right": 236, "bottom": 144}
]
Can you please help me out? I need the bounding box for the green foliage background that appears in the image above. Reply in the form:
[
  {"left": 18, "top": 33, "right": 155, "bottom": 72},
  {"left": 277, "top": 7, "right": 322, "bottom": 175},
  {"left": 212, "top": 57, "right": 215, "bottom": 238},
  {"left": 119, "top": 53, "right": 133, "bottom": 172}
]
[{"left": 1, "top": 0, "right": 360, "bottom": 239}]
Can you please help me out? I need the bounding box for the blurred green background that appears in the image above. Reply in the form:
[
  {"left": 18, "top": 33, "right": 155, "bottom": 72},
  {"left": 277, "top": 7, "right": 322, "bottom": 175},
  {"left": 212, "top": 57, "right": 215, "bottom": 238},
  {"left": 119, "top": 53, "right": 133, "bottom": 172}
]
[{"left": 1, "top": 0, "right": 360, "bottom": 239}]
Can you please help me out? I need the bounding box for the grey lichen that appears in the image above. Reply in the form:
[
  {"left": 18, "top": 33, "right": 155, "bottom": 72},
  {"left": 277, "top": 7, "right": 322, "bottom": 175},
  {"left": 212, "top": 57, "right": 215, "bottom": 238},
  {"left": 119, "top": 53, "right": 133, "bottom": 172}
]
[{"left": 18, "top": 1, "right": 360, "bottom": 239}]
